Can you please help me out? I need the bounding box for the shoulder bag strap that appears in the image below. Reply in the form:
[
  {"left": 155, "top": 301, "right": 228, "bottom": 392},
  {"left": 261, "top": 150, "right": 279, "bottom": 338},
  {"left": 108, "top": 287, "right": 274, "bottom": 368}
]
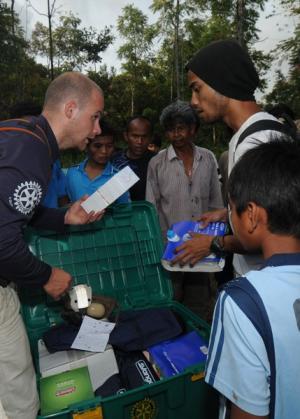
[
  {"left": 224, "top": 278, "right": 276, "bottom": 419},
  {"left": 235, "top": 119, "right": 290, "bottom": 152}
]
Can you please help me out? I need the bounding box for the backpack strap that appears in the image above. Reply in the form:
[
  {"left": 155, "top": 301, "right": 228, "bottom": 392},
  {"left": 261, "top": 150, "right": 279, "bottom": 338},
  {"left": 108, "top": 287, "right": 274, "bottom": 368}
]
[
  {"left": 0, "top": 118, "right": 52, "bottom": 158},
  {"left": 235, "top": 119, "right": 291, "bottom": 152},
  {"left": 224, "top": 278, "right": 276, "bottom": 419}
]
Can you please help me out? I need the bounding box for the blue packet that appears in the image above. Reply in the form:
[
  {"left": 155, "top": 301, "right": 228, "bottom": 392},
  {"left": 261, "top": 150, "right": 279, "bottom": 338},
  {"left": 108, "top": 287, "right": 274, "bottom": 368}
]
[
  {"left": 161, "top": 220, "right": 227, "bottom": 272},
  {"left": 147, "top": 331, "right": 208, "bottom": 378}
]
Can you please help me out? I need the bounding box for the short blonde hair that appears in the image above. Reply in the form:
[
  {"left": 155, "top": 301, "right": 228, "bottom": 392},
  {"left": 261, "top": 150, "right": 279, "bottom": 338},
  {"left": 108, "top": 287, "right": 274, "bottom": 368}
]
[{"left": 43, "top": 72, "right": 102, "bottom": 111}]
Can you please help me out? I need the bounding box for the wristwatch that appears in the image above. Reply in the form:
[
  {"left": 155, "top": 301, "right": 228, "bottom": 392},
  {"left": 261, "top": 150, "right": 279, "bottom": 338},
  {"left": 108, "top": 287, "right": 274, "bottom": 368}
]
[{"left": 210, "top": 236, "right": 226, "bottom": 257}]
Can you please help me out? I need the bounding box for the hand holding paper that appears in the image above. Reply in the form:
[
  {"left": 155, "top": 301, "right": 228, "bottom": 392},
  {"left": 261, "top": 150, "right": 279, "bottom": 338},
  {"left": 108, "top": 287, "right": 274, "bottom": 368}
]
[{"left": 81, "top": 166, "right": 139, "bottom": 213}]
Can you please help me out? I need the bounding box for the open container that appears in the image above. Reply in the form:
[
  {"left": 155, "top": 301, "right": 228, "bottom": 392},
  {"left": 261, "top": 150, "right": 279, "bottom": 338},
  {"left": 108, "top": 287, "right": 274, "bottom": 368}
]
[{"left": 21, "top": 202, "right": 218, "bottom": 419}]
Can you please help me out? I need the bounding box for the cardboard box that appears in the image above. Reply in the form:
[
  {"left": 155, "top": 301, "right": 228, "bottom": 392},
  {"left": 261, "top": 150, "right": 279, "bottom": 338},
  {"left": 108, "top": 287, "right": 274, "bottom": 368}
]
[
  {"left": 38, "top": 340, "right": 119, "bottom": 391},
  {"left": 40, "top": 367, "right": 94, "bottom": 415}
]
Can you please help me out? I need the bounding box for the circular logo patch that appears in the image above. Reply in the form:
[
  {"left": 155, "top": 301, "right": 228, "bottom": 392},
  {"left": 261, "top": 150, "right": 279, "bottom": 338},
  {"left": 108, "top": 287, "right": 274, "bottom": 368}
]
[
  {"left": 13, "top": 181, "right": 42, "bottom": 215},
  {"left": 131, "top": 398, "right": 156, "bottom": 419}
]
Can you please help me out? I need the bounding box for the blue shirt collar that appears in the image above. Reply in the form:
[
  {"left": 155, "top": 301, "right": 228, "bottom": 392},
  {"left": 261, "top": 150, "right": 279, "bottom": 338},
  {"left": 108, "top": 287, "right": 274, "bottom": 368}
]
[
  {"left": 262, "top": 253, "right": 300, "bottom": 268},
  {"left": 78, "top": 159, "right": 115, "bottom": 177}
]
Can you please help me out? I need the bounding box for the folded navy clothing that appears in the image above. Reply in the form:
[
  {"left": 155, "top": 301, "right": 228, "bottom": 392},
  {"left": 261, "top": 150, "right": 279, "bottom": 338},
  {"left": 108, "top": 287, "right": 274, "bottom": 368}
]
[
  {"left": 109, "top": 308, "right": 182, "bottom": 351},
  {"left": 116, "top": 349, "right": 159, "bottom": 390},
  {"left": 94, "top": 374, "right": 126, "bottom": 398},
  {"left": 42, "top": 323, "right": 79, "bottom": 353}
]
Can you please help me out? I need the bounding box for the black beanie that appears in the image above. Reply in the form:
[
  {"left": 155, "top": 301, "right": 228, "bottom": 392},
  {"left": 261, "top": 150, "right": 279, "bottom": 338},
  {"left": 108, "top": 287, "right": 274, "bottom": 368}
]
[{"left": 186, "top": 39, "right": 259, "bottom": 101}]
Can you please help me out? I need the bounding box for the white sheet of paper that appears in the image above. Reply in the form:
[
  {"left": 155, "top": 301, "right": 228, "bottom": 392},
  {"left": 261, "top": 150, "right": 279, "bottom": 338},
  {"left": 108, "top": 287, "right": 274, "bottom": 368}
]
[
  {"left": 81, "top": 166, "right": 139, "bottom": 213},
  {"left": 71, "top": 316, "right": 116, "bottom": 353}
]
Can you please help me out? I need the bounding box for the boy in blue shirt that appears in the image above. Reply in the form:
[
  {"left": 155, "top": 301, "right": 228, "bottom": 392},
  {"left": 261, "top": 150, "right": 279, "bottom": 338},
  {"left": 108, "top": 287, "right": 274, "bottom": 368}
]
[
  {"left": 66, "top": 120, "right": 130, "bottom": 204},
  {"left": 205, "top": 138, "right": 300, "bottom": 419}
]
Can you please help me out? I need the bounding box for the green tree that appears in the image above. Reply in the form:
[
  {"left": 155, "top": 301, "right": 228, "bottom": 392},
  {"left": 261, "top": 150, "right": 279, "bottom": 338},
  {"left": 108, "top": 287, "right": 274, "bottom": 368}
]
[
  {"left": 150, "top": 0, "right": 270, "bottom": 155},
  {"left": 264, "top": 0, "right": 300, "bottom": 116},
  {"left": 0, "top": 1, "right": 48, "bottom": 118},
  {"left": 151, "top": 0, "right": 202, "bottom": 100},
  {"left": 117, "top": 4, "right": 157, "bottom": 115},
  {"left": 30, "top": 12, "right": 114, "bottom": 73}
]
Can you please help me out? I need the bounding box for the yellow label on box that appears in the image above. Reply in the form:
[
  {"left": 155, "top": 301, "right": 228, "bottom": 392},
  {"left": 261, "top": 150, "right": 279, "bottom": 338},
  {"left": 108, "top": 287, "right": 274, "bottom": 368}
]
[
  {"left": 191, "top": 372, "right": 205, "bottom": 381},
  {"left": 73, "top": 406, "right": 103, "bottom": 419}
]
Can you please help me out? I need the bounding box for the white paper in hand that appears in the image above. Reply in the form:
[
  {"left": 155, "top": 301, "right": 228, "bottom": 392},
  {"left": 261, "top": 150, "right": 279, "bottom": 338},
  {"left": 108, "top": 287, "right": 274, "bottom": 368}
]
[{"left": 81, "top": 166, "right": 139, "bottom": 213}]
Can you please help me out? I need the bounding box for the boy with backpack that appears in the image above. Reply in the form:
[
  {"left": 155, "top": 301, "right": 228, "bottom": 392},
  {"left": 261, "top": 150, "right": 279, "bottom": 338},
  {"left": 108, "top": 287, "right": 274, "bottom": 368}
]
[{"left": 205, "top": 138, "right": 300, "bottom": 419}]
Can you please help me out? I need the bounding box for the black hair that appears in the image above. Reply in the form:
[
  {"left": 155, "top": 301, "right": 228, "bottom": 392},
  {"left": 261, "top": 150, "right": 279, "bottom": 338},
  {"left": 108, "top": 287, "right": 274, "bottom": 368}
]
[
  {"left": 160, "top": 100, "right": 200, "bottom": 131},
  {"left": 151, "top": 133, "right": 162, "bottom": 148},
  {"left": 88, "top": 119, "right": 116, "bottom": 145},
  {"left": 125, "top": 115, "right": 153, "bottom": 133},
  {"left": 228, "top": 136, "right": 300, "bottom": 239},
  {"left": 98, "top": 119, "right": 116, "bottom": 137},
  {"left": 266, "top": 103, "right": 295, "bottom": 120},
  {"left": 266, "top": 103, "right": 297, "bottom": 140}
]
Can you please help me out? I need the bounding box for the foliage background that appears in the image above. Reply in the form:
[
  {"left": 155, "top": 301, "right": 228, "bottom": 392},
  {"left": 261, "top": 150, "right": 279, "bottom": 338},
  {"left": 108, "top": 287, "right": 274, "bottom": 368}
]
[{"left": 0, "top": 0, "right": 299, "bottom": 166}]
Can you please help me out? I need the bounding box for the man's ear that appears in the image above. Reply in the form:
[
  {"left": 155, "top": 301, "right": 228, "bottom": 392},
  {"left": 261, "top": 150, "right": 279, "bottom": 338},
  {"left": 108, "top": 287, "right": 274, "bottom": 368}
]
[
  {"left": 64, "top": 100, "right": 77, "bottom": 119},
  {"left": 123, "top": 131, "right": 128, "bottom": 143},
  {"left": 246, "top": 202, "right": 267, "bottom": 233}
]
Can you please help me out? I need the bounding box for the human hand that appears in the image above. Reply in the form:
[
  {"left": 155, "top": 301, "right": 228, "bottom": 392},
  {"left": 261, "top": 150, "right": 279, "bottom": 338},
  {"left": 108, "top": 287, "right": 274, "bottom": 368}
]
[
  {"left": 172, "top": 233, "right": 214, "bottom": 267},
  {"left": 64, "top": 195, "right": 105, "bottom": 225},
  {"left": 197, "top": 208, "right": 228, "bottom": 228},
  {"left": 43, "top": 267, "right": 73, "bottom": 300}
]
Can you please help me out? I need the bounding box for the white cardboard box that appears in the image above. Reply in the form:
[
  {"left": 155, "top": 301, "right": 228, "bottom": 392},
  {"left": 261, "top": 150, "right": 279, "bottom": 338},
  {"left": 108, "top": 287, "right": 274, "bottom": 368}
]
[
  {"left": 81, "top": 166, "right": 139, "bottom": 213},
  {"left": 38, "top": 340, "right": 119, "bottom": 391}
]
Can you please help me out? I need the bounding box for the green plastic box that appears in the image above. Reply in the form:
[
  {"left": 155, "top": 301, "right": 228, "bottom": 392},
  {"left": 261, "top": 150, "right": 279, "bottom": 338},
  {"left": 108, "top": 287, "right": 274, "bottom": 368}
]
[{"left": 21, "top": 202, "right": 218, "bottom": 419}]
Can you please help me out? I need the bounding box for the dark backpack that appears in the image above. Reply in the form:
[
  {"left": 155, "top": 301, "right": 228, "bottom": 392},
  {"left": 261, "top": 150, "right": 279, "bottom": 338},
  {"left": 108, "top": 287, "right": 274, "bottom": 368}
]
[{"left": 235, "top": 119, "right": 296, "bottom": 153}]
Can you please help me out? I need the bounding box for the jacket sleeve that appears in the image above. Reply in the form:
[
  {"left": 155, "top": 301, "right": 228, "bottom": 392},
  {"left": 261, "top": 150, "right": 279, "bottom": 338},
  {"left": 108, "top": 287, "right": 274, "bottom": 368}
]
[
  {"left": 0, "top": 132, "right": 63, "bottom": 288},
  {"left": 0, "top": 219, "right": 52, "bottom": 287},
  {"left": 30, "top": 205, "right": 67, "bottom": 232}
]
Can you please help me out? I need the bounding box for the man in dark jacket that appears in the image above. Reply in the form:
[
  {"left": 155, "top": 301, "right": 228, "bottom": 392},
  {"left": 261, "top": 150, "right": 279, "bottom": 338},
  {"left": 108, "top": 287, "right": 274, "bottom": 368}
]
[{"left": 0, "top": 71, "right": 104, "bottom": 418}]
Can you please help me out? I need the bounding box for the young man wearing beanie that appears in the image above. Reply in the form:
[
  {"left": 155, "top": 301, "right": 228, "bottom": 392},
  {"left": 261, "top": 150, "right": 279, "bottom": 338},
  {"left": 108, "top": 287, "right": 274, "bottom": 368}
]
[
  {"left": 146, "top": 100, "right": 223, "bottom": 319},
  {"left": 173, "top": 39, "right": 289, "bottom": 277}
]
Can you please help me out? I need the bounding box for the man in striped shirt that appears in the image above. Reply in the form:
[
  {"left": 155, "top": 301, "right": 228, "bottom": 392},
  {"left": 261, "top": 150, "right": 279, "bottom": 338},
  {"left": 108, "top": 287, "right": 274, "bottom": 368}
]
[{"left": 146, "top": 100, "right": 223, "bottom": 317}]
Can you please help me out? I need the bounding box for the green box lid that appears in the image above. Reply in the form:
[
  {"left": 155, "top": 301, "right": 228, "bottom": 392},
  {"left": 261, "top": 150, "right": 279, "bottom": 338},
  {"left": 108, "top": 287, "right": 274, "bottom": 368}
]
[{"left": 21, "top": 202, "right": 172, "bottom": 345}]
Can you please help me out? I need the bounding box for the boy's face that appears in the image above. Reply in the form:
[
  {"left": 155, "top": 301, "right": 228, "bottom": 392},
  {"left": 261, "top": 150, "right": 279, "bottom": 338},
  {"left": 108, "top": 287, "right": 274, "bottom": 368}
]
[
  {"left": 165, "top": 122, "right": 196, "bottom": 149},
  {"left": 124, "top": 119, "right": 151, "bottom": 159},
  {"left": 87, "top": 135, "right": 114, "bottom": 166}
]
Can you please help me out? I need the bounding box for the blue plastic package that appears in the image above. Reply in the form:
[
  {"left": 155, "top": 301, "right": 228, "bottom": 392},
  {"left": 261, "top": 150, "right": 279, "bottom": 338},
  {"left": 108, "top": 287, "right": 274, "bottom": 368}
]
[
  {"left": 147, "top": 331, "right": 208, "bottom": 378},
  {"left": 161, "top": 220, "right": 227, "bottom": 272}
]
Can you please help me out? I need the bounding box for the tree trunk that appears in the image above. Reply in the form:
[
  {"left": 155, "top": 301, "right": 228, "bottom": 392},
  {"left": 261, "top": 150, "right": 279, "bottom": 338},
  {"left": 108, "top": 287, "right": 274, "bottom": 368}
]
[
  {"left": 174, "top": 0, "right": 180, "bottom": 99},
  {"left": 131, "top": 83, "right": 135, "bottom": 116},
  {"left": 10, "top": 0, "right": 15, "bottom": 35},
  {"left": 236, "top": 0, "right": 246, "bottom": 50},
  {"left": 47, "top": 0, "right": 54, "bottom": 80}
]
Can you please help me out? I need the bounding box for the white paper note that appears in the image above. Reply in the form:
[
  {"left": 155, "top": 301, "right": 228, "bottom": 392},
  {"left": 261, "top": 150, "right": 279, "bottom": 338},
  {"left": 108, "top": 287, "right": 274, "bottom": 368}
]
[{"left": 71, "top": 316, "right": 115, "bottom": 352}]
